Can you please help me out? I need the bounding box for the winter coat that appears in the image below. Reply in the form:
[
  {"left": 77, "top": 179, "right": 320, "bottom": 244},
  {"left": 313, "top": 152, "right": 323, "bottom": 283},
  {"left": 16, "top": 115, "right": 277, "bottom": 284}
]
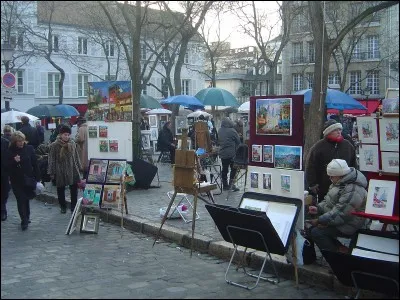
[
  {"left": 306, "top": 137, "right": 356, "bottom": 201},
  {"left": 317, "top": 168, "right": 368, "bottom": 236},
  {"left": 1, "top": 137, "right": 10, "bottom": 181},
  {"left": 19, "top": 123, "right": 40, "bottom": 149},
  {"left": 217, "top": 118, "right": 241, "bottom": 159},
  {"left": 48, "top": 137, "right": 82, "bottom": 187},
  {"left": 157, "top": 126, "right": 174, "bottom": 151},
  {"left": 75, "top": 123, "right": 88, "bottom": 172}
]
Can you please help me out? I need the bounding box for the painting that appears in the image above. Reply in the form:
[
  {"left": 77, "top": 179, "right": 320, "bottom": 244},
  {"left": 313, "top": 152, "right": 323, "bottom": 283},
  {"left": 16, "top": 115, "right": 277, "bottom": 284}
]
[
  {"left": 256, "top": 98, "right": 292, "bottom": 135},
  {"left": 99, "top": 125, "right": 108, "bottom": 138},
  {"left": 109, "top": 140, "right": 119, "bottom": 152},
  {"left": 365, "top": 179, "right": 396, "bottom": 216},
  {"left": 106, "top": 160, "right": 127, "bottom": 183},
  {"left": 88, "top": 126, "right": 98, "bottom": 138},
  {"left": 150, "top": 127, "right": 158, "bottom": 141},
  {"left": 80, "top": 213, "right": 100, "bottom": 234},
  {"left": 262, "top": 173, "right": 272, "bottom": 190},
  {"left": 274, "top": 145, "right": 302, "bottom": 170},
  {"left": 281, "top": 174, "right": 291, "bottom": 192},
  {"left": 251, "top": 144, "right": 262, "bottom": 162},
  {"left": 149, "top": 115, "right": 157, "bottom": 128},
  {"left": 101, "top": 184, "right": 121, "bottom": 209},
  {"left": 250, "top": 172, "right": 259, "bottom": 189},
  {"left": 262, "top": 145, "right": 274, "bottom": 163},
  {"left": 382, "top": 97, "right": 399, "bottom": 116},
  {"left": 379, "top": 118, "right": 399, "bottom": 152},
  {"left": 358, "top": 144, "right": 379, "bottom": 172},
  {"left": 175, "top": 116, "right": 187, "bottom": 135},
  {"left": 381, "top": 152, "right": 399, "bottom": 174},
  {"left": 141, "top": 130, "right": 151, "bottom": 149},
  {"left": 82, "top": 184, "right": 102, "bottom": 207},
  {"left": 99, "top": 140, "right": 108, "bottom": 152},
  {"left": 357, "top": 117, "right": 378, "bottom": 144},
  {"left": 65, "top": 197, "right": 83, "bottom": 235},
  {"left": 87, "top": 159, "right": 108, "bottom": 183}
]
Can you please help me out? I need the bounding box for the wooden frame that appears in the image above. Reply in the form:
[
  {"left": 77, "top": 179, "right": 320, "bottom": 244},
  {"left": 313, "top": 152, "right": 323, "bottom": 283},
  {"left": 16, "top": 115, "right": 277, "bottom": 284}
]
[{"left": 80, "top": 213, "right": 100, "bottom": 234}]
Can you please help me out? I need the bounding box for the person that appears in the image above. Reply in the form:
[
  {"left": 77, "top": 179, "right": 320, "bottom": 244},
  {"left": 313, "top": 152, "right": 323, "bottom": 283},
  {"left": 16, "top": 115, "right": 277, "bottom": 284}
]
[
  {"left": 234, "top": 119, "right": 244, "bottom": 143},
  {"left": 140, "top": 118, "right": 149, "bottom": 130},
  {"left": 48, "top": 124, "right": 82, "bottom": 214},
  {"left": 157, "top": 121, "right": 176, "bottom": 164},
  {"left": 49, "top": 123, "right": 60, "bottom": 143},
  {"left": 218, "top": 117, "right": 241, "bottom": 191},
  {"left": 2, "top": 125, "right": 14, "bottom": 140},
  {"left": 35, "top": 121, "right": 45, "bottom": 144},
  {"left": 305, "top": 119, "right": 356, "bottom": 202},
  {"left": 6, "top": 131, "right": 41, "bottom": 230},
  {"left": 307, "top": 159, "right": 368, "bottom": 253},
  {"left": 75, "top": 116, "right": 88, "bottom": 178},
  {"left": 1, "top": 136, "right": 10, "bottom": 221},
  {"left": 19, "top": 116, "right": 40, "bottom": 149}
]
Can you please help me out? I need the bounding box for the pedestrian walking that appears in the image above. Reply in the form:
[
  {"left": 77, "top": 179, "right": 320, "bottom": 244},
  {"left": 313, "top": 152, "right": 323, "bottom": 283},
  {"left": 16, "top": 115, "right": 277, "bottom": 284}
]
[
  {"left": 1, "top": 136, "right": 10, "bottom": 221},
  {"left": 48, "top": 124, "right": 82, "bottom": 214},
  {"left": 75, "top": 116, "right": 88, "bottom": 178},
  {"left": 19, "top": 116, "right": 40, "bottom": 149},
  {"left": 6, "top": 131, "right": 41, "bottom": 230}
]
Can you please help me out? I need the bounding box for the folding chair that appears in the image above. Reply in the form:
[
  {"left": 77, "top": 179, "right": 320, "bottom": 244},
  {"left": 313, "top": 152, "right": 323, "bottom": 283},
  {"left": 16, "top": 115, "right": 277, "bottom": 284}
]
[{"left": 167, "top": 191, "right": 200, "bottom": 223}]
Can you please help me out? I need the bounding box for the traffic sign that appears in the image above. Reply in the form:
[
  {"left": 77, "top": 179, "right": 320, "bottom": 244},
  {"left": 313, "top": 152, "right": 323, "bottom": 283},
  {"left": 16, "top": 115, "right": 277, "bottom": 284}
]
[
  {"left": 2, "top": 72, "right": 16, "bottom": 88},
  {"left": 1, "top": 86, "right": 16, "bottom": 101}
]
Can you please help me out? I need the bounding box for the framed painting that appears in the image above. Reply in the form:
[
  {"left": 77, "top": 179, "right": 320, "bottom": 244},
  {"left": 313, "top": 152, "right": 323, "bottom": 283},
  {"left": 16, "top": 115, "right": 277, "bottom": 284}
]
[
  {"left": 88, "top": 126, "right": 98, "bottom": 138},
  {"left": 358, "top": 144, "right": 379, "bottom": 172},
  {"left": 382, "top": 97, "right": 399, "bottom": 116},
  {"left": 106, "top": 160, "right": 127, "bottom": 183},
  {"left": 251, "top": 144, "right": 262, "bottom": 162},
  {"left": 365, "top": 179, "right": 396, "bottom": 216},
  {"left": 101, "top": 184, "right": 121, "bottom": 209},
  {"left": 82, "top": 184, "right": 102, "bottom": 207},
  {"left": 281, "top": 174, "right": 291, "bottom": 193},
  {"left": 87, "top": 159, "right": 108, "bottom": 183},
  {"left": 65, "top": 197, "right": 83, "bottom": 235},
  {"left": 141, "top": 130, "right": 151, "bottom": 149},
  {"left": 99, "top": 125, "right": 108, "bottom": 138},
  {"left": 150, "top": 127, "right": 158, "bottom": 141},
  {"left": 255, "top": 98, "right": 292, "bottom": 135},
  {"left": 108, "top": 139, "right": 119, "bottom": 152},
  {"left": 381, "top": 152, "right": 399, "bottom": 174},
  {"left": 356, "top": 117, "right": 378, "bottom": 144},
  {"left": 379, "top": 117, "right": 399, "bottom": 151},
  {"left": 250, "top": 172, "right": 259, "bottom": 189},
  {"left": 80, "top": 213, "right": 100, "bottom": 234},
  {"left": 149, "top": 115, "right": 158, "bottom": 128},
  {"left": 274, "top": 145, "right": 302, "bottom": 170},
  {"left": 175, "top": 116, "right": 187, "bottom": 136},
  {"left": 262, "top": 173, "right": 272, "bottom": 191},
  {"left": 262, "top": 145, "right": 274, "bottom": 163}
]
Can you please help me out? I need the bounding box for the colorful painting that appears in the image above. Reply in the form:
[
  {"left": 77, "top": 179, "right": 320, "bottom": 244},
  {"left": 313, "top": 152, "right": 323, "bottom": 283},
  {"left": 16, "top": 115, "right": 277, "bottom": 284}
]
[
  {"left": 262, "top": 173, "right": 272, "bottom": 190},
  {"left": 101, "top": 184, "right": 121, "bottom": 209},
  {"left": 82, "top": 184, "right": 102, "bottom": 207},
  {"left": 382, "top": 97, "right": 399, "bottom": 116},
  {"left": 357, "top": 117, "right": 378, "bottom": 144},
  {"left": 106, "top": 160, "right": 127, "bottom": 183},
  {"left": 358, "top": 144, "right": 379, "bottom": 172},
  {"left": 99, "top": 140, "right": 108, "bottom": 152},
  {"left": 99, "top": 126, "right": 108, "bottom": 138},
  {"left": 281, "top": 174, "right": 291, "bottom": 192},
  {"left": 252, "top": 144, "right": 262, "bottom": 162},
  {"left": 149, "top": 115, "right": 157, "bottom": 128},
  {"left": 381, "top": 152, "right": 399, "bottom": 174},
  {"left": 250, "top": 172, "right": 259, "bottom": 189},
  {"left": 87, "top": 159, "right": 108, "bottom": 183},
  {"left": 365, "top": 180, "right": 396, "bottom": 216},
  {"left": 262, "top": 145, "right": 274, "bottom": 163},
  {"left": 256, "top": 98, "right": 292, "bottom": 135},
  {"left": 379, "top": 118, "right": 399, "bottom": 152},
  {"left": 88, "top": 126, "right": 98, "bottom": 138},
  {"left": 109, "top": 140, "right": 119, "bottom": 152},
  {"left": 274, "top": 145, "right": 302, "bottom": 170}
]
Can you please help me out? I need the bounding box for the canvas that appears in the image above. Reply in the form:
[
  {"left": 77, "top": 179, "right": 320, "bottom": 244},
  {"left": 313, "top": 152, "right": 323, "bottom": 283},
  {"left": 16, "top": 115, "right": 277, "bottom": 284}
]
[
  {"left": 109, "top": 140, "right": 119, "bottom": 152},
  {"left": 82, "top": 184, "right": 102, "bottom": 207},
  {"left": 381, "top": 152, "right": 399, "bottom": 174},
  {"left": 274, "top": 145, "right": 302, "bottom": 170},
  {"left": 88, "top": 126, "right": 98, "bottom": 138},
  {"left": 149, "top": 115, "right": 158, "bottom": 128},
  {"left": 358, "top": 144, "right": 379, "bottom": 172},
  {"left": 256, "top": 98, "right": 292, "bottom": 135},
  {"left": 106, "top": 160, "right": 127, "bottom": 183},
  {"left": 365, "top": 179, "right": 396, "bottom": 216},
  {"left": 382, "top": 98, "right": 399, "bottom": 116},
  {"left": 379, "top": 118, "right": 399, "bottom": 151},
  {"left": 99, "top": 125, "right": 108, "bottom": 138},
  {"left": 262, "top": 145, "right": 274, "bottom": 163},
  {"left": 280, "top": 174, "right": 291, "bottom": 192},
  {"left": 356, "top": 117, "right": 378, "bottom": 144},
  {"left": 150, "top": 127, "right": 158, "bottom": 141},
  {"left": 87, "top": 159, "right": 108, "bottom": 183},
  {"left": 262, "top": 173, "right": 272, "bottom": 190},
  {"left": 101, "top": 184, "right": 121, "bottom": 209},
  {"left": 175, "top": 116, "right": 187, "bottom": 135},
  {"left": 99, "top": 140, "right": 108, "bottom": 152},
  {"left": 141, "top": 131, "right": 151, "bottom": 149},
  {"left": 252, "top": 145, "right": 262, "bottom": 162},
  {"left": 250, "top": 172, "right": 259, "bottom": 189}
]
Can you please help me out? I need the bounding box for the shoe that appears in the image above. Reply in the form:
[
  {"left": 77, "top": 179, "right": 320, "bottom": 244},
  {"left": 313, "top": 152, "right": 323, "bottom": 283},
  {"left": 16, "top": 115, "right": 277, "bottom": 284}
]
[
  {"left": 60, "top": 207, "right": 67, "bottom": 214},
  {"left": 21, "top": 224, "right": 28, "bottom": 231}
]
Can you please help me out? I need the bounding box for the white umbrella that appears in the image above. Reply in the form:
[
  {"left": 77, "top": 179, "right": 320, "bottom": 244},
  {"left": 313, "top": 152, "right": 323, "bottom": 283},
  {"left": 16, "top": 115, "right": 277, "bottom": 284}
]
[
  {"left": 187, "top": 110, "right": 212, "bottom": 118},
  {"left": 145, "top": 108, "right": 172, "bottom": 115},
  {"left": 238, "top": 101, "right": 250, "bottom": 113},
  {"left": 1, "top": 110, "right": 39, "bottom": 124}
]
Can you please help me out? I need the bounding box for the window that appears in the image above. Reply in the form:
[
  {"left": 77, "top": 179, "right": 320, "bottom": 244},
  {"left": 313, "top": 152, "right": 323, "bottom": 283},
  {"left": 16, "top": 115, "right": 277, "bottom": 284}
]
[
  {"left": 184, "top": 51, "right": 189, "bottom": 64},
  {"left": 306, "top": 73, "right": 314, "bottom": 89},
  {"left": 254, "top": 82, "right": 267, "bottom": 96},
  {"left": 328, "top": 72, "right": 340, "bottom": 85},
  {"left": 366, "top": 71, "right": 380, "bottom": 95},
  {"left": 292, "top": 42, "right": 303, "bottom": 63},
  {"left": 307, "top": 42, "right": 315, "bottom": 63},
  {"left": 78, "top": 37, "right": 87, "bottom": 55},
  {"left": 105, "top": 74, "right": 116, "bottom": 81},
  {"left": 10, "top": 32, "right": 24, "bottom": 50},
  {"left": 292, "top": 74, "right": 303, "bottom": 91},
  {"left": 161, "top": 79, "right": 169, "bottom": 97},
  {"left": 78, "top": 74, "right": 89, "bottom": 97},
  {"left": 52, "top": 35, "right": 59, "bottom": 53},
  {"left": 141, "top": 82, "right": 147, "bottom": 95},
  {"left": 181, "top": 79, "right": 190, "bottom": 95},
  {"left": 349, "top": 71, "right": 361, "bottom": 94},
  {"left": 140, "top": 43, "right": 146, "bottom": 60},
  {"left": 367, "top": 36, "right": 379, "bottom": 59},
  {"left": 160, "top": 50, "right": 169, "bottom": 62},
  {"left": 16, "top": 70, "right": 23, "bottom": 93},
  {"left": 326, "top": 2, "right": 338, "bottom": 22},
  {"left": 48, "top": 73, "right": 60, "bottom": 97},
  {"left": 352, "top": 41, "right": 361, "bottom": 59},
  {"left": 105, "top": 41, "right": 114, "bottom": 57}
]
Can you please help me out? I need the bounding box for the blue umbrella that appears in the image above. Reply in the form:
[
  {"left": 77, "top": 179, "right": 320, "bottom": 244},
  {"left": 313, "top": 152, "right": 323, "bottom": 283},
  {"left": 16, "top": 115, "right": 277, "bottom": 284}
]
[
  {"left": 294, "top": 89, "right": 367, "bottom": 111},
  {"left": 55, "top": 104, "right": 80, "bottom": 117},
  {"left": 195, "top": 87, "right": 239, "bottom": 107},
  {"left": 161, "top": 95, "right": 205, "bottom": 110}
]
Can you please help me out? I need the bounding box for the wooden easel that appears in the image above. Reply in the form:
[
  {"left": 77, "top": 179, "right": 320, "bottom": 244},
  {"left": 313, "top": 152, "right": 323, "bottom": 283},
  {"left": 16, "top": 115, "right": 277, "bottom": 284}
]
[{"left": 152, "top": 129, "right": 217, "bottom": 256}]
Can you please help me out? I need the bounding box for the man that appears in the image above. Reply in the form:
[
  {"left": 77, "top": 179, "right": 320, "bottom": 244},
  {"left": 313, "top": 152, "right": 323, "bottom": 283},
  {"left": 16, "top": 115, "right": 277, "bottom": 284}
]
[
  {"left": 36, "top": 121, "right": 45, "bottom": 144},
  {"left": 307, "top": 159, "right": 368, "bottom": 253},
  {"left": 19, "top": 116, "right": 40, "bottom": 149},
  {"left": 305, "top": 119, "right": 356, "bottom": 202}
]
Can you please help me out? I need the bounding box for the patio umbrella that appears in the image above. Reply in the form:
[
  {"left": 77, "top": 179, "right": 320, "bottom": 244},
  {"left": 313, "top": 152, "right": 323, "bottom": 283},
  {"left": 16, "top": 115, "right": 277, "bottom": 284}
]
[
  {"left": 238, "top": 101, "right": 250, "bottom": 113},
  {"left": 1, "top": 110, "right": 39, "bottom": 124},
  {"left": 195, "top": 87, "right": 239, "bottom": 107},
  {"left": 1, "top": 108, "right": 20, "bottom": 113},
  {"left": 55, "top": 104, "right": 80, "bottom": 117},
  {"left": 140, "top": 94, "right": 162, "bottom": 109},
  {"left": 294, "top": 89, "right": 367, "bottom": 111},
  {"left": 26, "top": 104, "right": 65, "bottom": 118},
  {"left": 187, "top": 110, "right": 212, "bottom": 118},
  {"left": 160, "top": 95, "right": 205, "bottom": 110},
  {"left": 145, "top": 108, "right": 172, "bottom": 115}
]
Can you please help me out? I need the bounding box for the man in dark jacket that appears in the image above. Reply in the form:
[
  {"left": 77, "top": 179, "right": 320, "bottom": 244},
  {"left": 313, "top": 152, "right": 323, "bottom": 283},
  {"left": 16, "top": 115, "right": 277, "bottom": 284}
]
[
  {"left": 35, "top": 121, "right": 45, "bottom": 144},
  {"left": 157, "top": 121, "right": 176, "bottom": 164},
  {"left": 305, "top": 119, "right": 356, "bottom": 202},
  {"left": 218, "top": 117, "right": 241, "bottom": 191},
  {"left": 1, "top": 136, "right": 10, "bottom": 221},
  {"left": 19, "top": 116, "right": 40, "bottom": 149}
]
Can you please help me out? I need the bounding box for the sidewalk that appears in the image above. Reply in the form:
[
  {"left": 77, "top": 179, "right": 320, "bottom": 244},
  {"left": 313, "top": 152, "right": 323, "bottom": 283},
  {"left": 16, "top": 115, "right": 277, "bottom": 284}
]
[{"left": 35, "top": 159, "right": 355, "bottom": 295}]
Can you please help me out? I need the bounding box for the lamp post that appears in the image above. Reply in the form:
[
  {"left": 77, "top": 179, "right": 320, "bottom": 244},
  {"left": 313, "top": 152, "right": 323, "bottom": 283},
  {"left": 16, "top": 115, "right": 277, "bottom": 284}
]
[
  {"left": 1, "top": 41, "right": 15, "bottom": 111},
  {"left": 361, "top": 86, "right": 371, "bottom": 111}
]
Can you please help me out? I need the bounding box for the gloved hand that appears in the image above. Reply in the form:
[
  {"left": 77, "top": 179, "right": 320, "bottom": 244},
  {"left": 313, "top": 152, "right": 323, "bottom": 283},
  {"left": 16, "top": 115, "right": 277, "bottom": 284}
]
[
  {"left": 308, "top": 206, "right": 318, "bottom": 215},
  {"left": 309, "top": 184, "right": 319, "bottom": 195}
]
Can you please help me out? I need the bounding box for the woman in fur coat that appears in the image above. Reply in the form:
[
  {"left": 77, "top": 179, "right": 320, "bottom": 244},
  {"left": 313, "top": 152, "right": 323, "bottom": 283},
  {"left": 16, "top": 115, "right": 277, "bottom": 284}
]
[{"left": 48, "top": 124, "right": 82, "bottom": 213}]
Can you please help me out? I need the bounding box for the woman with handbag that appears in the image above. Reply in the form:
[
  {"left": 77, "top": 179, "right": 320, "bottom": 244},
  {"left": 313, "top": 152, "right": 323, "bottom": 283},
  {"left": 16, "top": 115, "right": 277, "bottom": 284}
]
[{"left": 6, "top": 131, "right": 41, "bottom": 230}]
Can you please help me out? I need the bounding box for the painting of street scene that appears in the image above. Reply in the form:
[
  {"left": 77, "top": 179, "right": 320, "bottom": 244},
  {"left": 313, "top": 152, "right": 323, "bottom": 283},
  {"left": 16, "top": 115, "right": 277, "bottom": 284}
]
[
  {"left": 101, "top": 184, "right": 121, "bottom": 209},
  {"left": 379, "top": 118, "right": 399, "bottom": 151},
  {"left": 382, "top": 97, "right": 399, "bottom": 115},
  {"left": 274, "top": 145, "right": 302, "bottom": 170},
  {"left": 82, "top": 184, "right": 102, "bottom": 207},
  {"left": 281, "top": 175, "right": 291, "bottom": 192},
  {"left": 256, "top": 98, "right": 292, "bottom": 135},
  {"left": 106, "top": 160, "right": 126, "bottom": 183},
  {"left": 263, "top": 145, "right": 274, "bottom": 163},
  {"left": 250, "top": 172, "right": 259, "bottom": 189},
  {"left": 87, "top": 159, "right": 108, "bottom": 183}
]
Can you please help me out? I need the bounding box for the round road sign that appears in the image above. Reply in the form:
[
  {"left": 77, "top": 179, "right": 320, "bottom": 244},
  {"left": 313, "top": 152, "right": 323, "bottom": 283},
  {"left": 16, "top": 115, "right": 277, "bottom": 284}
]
[{"left": 2, "top": 72, "right": 16, "bottom": 88}]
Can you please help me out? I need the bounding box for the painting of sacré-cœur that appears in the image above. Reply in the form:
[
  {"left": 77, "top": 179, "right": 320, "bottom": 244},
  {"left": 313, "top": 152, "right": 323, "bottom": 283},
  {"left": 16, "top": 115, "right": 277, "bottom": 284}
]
[{"left": 256, "top": 98, "right": 292, "bottom": 135}]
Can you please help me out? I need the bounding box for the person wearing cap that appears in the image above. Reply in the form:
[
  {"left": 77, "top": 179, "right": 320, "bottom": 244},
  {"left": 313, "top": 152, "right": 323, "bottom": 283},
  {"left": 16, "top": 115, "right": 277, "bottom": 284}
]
[
  {"left": 305, "top": 119, "right": 356, "bottom": 202},
  {"left": 75, "top": 116, "right": 88, "bottom": 178},
  {"left": 48, "top": 124, "right": 82, "bottom": 214},
  {"left": 307, "top": 159, "right": 368, "bottom": 254}
]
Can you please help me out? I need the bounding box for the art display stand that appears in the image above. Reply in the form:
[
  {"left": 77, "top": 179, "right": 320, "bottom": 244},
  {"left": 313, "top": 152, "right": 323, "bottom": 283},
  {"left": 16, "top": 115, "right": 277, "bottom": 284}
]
[
  {"left": 205, "top": 193, "right": 302, "bottom": 290},
  {"left": 141, "top": 143, "right": 160, "bottom": 187}
]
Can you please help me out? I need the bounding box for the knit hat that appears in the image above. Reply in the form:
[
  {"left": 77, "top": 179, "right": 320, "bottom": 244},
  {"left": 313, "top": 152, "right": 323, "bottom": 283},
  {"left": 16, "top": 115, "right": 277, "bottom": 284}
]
[
  {"left": 323, "top": 119, "right": 343, "bottom": 136},
  {"left": 326, "top": 159, "right": 351, "bottom": 176},
  {"left": 59, "top": 124, "right": 71, "bottom": 134}
]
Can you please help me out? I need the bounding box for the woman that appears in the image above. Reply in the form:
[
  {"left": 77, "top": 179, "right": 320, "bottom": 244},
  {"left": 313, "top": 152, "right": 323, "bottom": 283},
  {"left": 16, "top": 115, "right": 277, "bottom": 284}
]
[
  {"left": 7, "top": 131, "right": 41, "bottom": 230},
  {"left": 48, "top": 124, "right": 82, "bottom": 213},
  {"left": 157, "top": 121, "right": 176, "bottom": 164}
]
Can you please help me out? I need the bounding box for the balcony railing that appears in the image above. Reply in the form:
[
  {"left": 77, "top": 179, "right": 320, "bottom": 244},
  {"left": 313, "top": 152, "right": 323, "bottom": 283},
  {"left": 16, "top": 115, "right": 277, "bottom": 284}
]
[
  {"left": 352, "top": 51, "right": 381, "bottom": 61},
  {"left": 290, "top": 56, "right": 315, "bottom": 64}
]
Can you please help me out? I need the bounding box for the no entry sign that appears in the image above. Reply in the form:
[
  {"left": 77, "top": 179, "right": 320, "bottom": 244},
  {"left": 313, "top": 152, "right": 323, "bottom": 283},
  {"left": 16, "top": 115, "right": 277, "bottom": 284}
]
[{"left": 2, "top": 72, "right": 16, "bottom": 88}]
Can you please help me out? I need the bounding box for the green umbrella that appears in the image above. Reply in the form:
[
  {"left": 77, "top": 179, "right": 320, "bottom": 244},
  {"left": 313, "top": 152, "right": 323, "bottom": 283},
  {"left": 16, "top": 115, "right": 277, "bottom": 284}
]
[
  {"left": 140, "top": 94, "right": 162, "bottom": 109},
  {"left": 195, "top": 87, "right": 239, "bottom": 107},
  {"left": 26, "top": 104, "right": 65, "bottom": 118}
]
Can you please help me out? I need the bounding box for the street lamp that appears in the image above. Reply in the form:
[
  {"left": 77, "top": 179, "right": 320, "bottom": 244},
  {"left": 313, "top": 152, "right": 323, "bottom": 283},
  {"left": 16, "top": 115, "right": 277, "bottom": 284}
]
[
  {"left": 1, "top": 41, "right": 15, "bottom": 111},
  {"left": 361, "top": 86, "right": 371, "bottom": 111}
]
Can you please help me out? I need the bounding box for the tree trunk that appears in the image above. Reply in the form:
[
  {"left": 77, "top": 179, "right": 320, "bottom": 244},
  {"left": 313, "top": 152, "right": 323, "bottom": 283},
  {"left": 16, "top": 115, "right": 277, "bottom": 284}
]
[{"left": 58, "top": 69, "right": 65, "bottom": 104}]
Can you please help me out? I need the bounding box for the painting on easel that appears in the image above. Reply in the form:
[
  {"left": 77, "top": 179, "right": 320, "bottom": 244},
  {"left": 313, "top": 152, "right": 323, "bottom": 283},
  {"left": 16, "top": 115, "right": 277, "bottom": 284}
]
[
  {"left": 101, "top": 184, "right": 121, "bottom": 209},
  {"left": 106, "top": 160, "right": 127, "bottom": 183},
  {"left": 87, "top": 159, "right": 109, "bottom": 183}
]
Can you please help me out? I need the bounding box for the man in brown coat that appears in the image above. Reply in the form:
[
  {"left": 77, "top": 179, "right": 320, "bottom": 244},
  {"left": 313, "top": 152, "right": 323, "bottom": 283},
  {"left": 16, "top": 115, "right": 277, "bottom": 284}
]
[{"left": 75, "top": 117, "right": 88, "bottom": 178}]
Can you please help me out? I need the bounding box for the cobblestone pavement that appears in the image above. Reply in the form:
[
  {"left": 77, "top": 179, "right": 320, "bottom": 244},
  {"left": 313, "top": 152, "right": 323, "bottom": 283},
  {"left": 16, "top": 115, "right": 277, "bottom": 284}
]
[{"left": 1, "top": 194, "right": 348, "bottom": 299}]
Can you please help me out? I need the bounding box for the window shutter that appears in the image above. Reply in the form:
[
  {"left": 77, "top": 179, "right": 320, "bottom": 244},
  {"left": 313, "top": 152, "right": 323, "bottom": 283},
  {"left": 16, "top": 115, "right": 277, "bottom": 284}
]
[
  {"left": 25, "top": 69, "right": 33, "bottom": 94},
  {"left": 64, "top": 73, "right": 71, "bottom": 98},
  {"left": 40, "top": 72, "right": 48, "bottom": 97},
  {"left": 35, "top": 70, "right": 40, "bottom": 98},
  {"left": 71, "top": 73, "right": 78, "bottom": 98},
  {"left": 191, "top": 79, "right": 197, "bottom": 96}
]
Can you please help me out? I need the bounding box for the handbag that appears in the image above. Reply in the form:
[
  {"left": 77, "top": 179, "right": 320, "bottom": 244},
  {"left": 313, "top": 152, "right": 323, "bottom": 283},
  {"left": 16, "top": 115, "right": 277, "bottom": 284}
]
[{"left": 24, "top": 175, "right": 37, "bottom": 190}]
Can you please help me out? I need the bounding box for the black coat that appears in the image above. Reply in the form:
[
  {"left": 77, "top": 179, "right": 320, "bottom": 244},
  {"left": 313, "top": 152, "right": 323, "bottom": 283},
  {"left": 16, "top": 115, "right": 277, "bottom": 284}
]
[
  {"left": 1, "top": 137, "right": 9, "bottom": 180},
  {"left": 19, "top": 124, "right": 40, "bottom": 148},
  {"left": 157, "top": 127, "right": 174, "bottom": 151}
]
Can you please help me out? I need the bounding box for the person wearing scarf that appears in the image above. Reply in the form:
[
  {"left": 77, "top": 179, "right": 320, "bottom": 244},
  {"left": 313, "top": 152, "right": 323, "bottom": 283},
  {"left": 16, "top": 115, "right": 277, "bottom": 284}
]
[
  {"left": 305, "top": 119, "right": 356, "bottom": 202},
  {"left": 48, "top": 124, "right": 82, "bottom": 214}
]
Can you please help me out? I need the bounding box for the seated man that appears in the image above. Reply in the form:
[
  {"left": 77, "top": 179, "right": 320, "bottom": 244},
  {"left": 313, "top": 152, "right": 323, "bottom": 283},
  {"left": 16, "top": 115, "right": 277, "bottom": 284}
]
[{"left": 307, "top": 159, "right": 368, "bottom": 253}]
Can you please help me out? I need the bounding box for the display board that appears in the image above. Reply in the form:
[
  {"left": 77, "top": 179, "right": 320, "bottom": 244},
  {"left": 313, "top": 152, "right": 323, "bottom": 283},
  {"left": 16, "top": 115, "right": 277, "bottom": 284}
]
[{"left": 87, "top": 121, "right": 132, "bottom": 161}]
